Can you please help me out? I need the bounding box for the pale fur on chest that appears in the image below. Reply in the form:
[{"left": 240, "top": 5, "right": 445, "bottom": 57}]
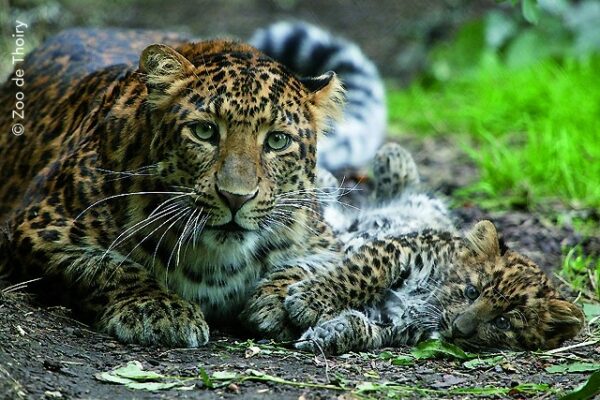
[{"left": 140, "top": 228, "right": 338, "bottom": 321}]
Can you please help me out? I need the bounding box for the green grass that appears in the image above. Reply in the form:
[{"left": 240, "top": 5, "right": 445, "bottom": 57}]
[
  {"left": 387, "top": 55, "right": 600, "bottom": 209},
  {"left": 560, "top": 246, "right": 600, "bottom": 301}
]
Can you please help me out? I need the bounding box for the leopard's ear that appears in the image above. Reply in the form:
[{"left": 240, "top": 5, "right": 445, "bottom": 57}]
[
  {"left": 139, "top": 44, "right": 195, "bottom": 107},
  {"left": 301, "top": 71, "right": 345, "bottom": 135},
  {"left": 465, "top": 220, "right": 500, "bottom": 258},
  {"left": 543, "top": 299, "right": 585, "bottom": 349}
]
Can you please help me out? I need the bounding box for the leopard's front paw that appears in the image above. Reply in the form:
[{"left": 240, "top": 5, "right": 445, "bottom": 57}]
[
  {"left": 284, "top": 281, "right": 334, "bottom": 328},
  {"left": 241, "top": 293, "right": 298, "bottom": 341},
  {"left": 98, "top": 294, "right": 209, "bottom": 347}
]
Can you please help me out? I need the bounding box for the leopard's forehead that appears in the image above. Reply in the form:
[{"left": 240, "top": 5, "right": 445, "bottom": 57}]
[
  {"left": 176, "top": 50, "right": 311, "bottom": 130},
  {"left": 450, "top": 250, "right": 555, "bottom": 309},
  {"left": 484, "top": 252, "right": 553, "bottom": 302}
]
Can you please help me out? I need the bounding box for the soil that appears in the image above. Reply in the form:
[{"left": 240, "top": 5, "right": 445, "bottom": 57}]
[{"left": 1, "top": 137, "right": 599, "bottom": 400}]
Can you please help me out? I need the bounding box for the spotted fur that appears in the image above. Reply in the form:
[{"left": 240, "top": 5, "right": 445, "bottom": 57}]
[
  {"left": 284, "top": 143, "right": 584, "bottom": 354},
  {"left": 250, "top": 21, "right": 386, "bottom": 170},
  {"left": 0, "top": 30, "right": 346, "bottom": 346}
]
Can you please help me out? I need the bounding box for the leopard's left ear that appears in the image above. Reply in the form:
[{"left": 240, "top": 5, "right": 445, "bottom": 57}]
[
  {"left": 301, "top": 71, "right": 345, "bottom": 135},
  {"left": 465, "top": 220, "right": 500, "bottom": 259},
  {"left": 543, "top": 299, "right": 585, "bottom": 349},
  {"left": 139, "top": 44, "right": 195, "bottom": 107}
]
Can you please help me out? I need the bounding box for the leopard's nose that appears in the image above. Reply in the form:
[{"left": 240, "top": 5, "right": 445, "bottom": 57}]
[
  {"left": 216, "top": 188, "right": 258, "bottom": 213},
  {"left": 452, "top": 314, "right": 477, "bottom": 338}
]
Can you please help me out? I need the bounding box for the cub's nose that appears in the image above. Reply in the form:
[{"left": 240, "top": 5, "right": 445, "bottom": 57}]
[
  {"left": 452, "top": 314, "right": 477, "bottom": 338},
  {"left": 216, "top": 188, "right": 258, "bottom": 213}
]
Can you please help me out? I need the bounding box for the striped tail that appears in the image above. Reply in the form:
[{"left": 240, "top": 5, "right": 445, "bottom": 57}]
[{"left": 249, "top": 21, "right": 386, "bottom": 171}]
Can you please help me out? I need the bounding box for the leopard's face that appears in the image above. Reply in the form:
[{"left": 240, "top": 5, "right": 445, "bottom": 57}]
[
  {"left": 139, "top": 41, "right": 343, "bottom": 238},
  {"left": 436, "top": 221, "right": 584, "bottom": 351}
]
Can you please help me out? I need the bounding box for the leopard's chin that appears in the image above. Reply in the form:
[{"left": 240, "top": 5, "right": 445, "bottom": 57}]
[{"left": 208, "top": 221, "right": 251, "bottom": 233}]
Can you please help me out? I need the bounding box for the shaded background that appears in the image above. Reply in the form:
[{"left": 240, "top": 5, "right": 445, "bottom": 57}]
[{"left": 1, "top": 0, "right": 497, "bottom": 80}]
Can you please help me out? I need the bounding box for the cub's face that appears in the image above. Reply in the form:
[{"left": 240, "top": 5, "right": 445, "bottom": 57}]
[
  {"left": 138, "top": 41, "right": 343, "bottom": 236},
  {"left": 436, "top": 221, "right": 584, "bottom": 351}
]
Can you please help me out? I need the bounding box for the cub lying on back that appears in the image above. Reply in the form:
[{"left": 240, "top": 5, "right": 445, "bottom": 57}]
[{"left": 284, "top": 143, "right": 584, "bottom": 353}]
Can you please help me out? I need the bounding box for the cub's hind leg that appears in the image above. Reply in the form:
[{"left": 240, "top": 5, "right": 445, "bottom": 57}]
[{"left": 373, "top": 143, "right": 419, "bottom": 201}]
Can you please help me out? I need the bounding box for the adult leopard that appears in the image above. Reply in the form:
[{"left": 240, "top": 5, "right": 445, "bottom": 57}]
[{"left": 0, "top": 28, "right": 348, "bottom": 347}]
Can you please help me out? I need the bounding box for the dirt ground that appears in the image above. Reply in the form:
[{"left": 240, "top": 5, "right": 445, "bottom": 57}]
[{"left": 1, "top": 137, "right": 599, "bottom": 399}]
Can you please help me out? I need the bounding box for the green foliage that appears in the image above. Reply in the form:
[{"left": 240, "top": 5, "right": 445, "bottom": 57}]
[
  {"left": 560, "top": 247, "right": 600, "bottom": 299},
  {"left": 388, "top": 55, "right": 600, "bottom": 209},
  {"left": 546, "top": 362, "right": 600, "bottom": 374},
  {"left": 560, "top": 369, "right": 600, "bottom": 400},
  {"left": 410, "top": 339, "right": 474, "bottom": 360},
  {"left": 388, "top": 1, "right": 600, "bottom": 210}
]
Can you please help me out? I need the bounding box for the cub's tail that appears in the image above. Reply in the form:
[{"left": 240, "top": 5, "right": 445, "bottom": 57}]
[{"left": 249, "top": 21, "right": 386, "bottom": 171}]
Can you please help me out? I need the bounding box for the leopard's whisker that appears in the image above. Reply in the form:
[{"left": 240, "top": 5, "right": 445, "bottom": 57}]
[
  {"left": 165, "top": 208, "right": 194, "bottom": 276},
  {"left": 151, "top": 208, "right": 191, "bottom": 275},
  {"left": 193, "top": 214, "right": 211, "bottom": 248},
  {"left": 269, "top": 209, "right": 318, "bottom": 236},
  {"left": 102, "top": 199, "right": 183, "bottom": 260},
  {"left": 73, "top": 191, "right": 194, "bottom": 221},
  {"left": 119, "top": 206, "right": 191, "bottom": 276},
  {"left": 175, "top": 208, "right": 200, "bottom": 267},
  {"left": 93, "top": 164, "right": 159, "bottom": 176},
  {"left": 99, "top": 206, "right": 190, "bottom": 288}
]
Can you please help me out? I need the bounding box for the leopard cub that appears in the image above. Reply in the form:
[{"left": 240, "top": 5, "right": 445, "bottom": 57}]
[{"left": 285, "top": 143, "right": 584, "bottom": 354}]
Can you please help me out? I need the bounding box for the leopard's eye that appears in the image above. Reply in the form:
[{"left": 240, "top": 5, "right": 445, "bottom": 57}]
[
  {"left": 494, "top": 315, "right": 511, "bottom": 330},
  {"left": 191, "top": 121, "right": 218, "bottom": 141},
  {"left": 266, "top": 132, "right": 291, "bottom": 151},
  {"left": 465, "top": 285, "right": 480, "bottom": 300}
]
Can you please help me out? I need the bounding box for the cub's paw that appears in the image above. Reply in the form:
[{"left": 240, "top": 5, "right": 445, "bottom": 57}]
[
  {"left": 295, "top": 312, "right": 360, "bottom": 355},
  {"left": 373, "top": 143, "right": 419, "bottom": 201},
  {"left": 98, "top": 294, "right": 209, "bottom": 348}
]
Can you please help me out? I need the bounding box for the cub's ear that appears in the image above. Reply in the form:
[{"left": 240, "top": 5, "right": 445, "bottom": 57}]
[
  {"left": 543, "top": 299, "right": 585, "bottom": 349},
  {"left": 301, "top": 71, "right": 345, "bottom": 134},
  {"left": 139, "top": 44, "right": 195, "bottom": 107},
  {"left": 465, "top": 220, "right": 500, "bottom": 258}
]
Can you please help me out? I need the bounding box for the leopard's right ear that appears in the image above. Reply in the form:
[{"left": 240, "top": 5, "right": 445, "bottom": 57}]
[
  {"left": 139, "top": 44, "right": 195, "bottom": 107},
  {"left": 465, "top": 220, "right": 500, "bottom": 259},
  {"left": 301, "top": 71, "right": 345, "bottom": 136}
]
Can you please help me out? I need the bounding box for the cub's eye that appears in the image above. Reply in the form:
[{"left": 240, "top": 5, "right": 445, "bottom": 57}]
[
  {"left": 494, "top": 315, "right": 511, "bottom": 330},
  {"left": 465, "top": 285, "right": 480, "bottom": 300},
  {"left": 191, "top": 122, "right": 218, "bottom": 141},
  {"left": 266, "top": 132, "right": 291, "bottom": 151}
]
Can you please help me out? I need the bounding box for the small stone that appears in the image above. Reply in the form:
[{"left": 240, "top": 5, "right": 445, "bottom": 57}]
[{"left": 226, "top": 383, "right": 240, "bottom": 394}]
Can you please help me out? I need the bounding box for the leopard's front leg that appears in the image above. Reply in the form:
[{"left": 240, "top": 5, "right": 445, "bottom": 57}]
[
  {"left": 285, "top": 239, "right": 411, "bottom": 328},
  {"left": 240, "top": 266, "right": 312, "bottom": 341},
  {"left": 9, "top": 209, "right": 209, "bottom": 347}
]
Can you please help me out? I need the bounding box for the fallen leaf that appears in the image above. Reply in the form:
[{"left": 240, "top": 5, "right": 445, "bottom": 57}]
[
  {"left": 546, "top": 363, "right": 600, "bottom": 374},
  {"left": 559, "top": 369, "right": 600, "bottom": 400},
  {"left": 112, "top": 361, "right": 164, "bottom": 381},
  {"left": 411, "top": 339, "right": 473, "bottom": 360},
  {"left": 245, "top": 346, "right": 261, "bottom": 358},
  {"left": 212, "top": 371, "right": 238, "bottom": 380},
  {"left": 463, "top": 355, "right": 504, "bottom": 369}
]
